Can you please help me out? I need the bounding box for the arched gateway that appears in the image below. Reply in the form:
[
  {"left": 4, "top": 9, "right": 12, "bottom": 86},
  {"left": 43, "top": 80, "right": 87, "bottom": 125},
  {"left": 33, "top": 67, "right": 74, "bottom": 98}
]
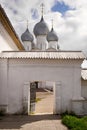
[{"left": 0, "top": 51, "right": 86, "bottom": 115}]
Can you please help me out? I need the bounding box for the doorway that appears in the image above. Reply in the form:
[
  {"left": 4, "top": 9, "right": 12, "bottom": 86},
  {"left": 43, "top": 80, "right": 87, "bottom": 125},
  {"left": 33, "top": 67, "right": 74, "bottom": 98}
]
[{"left": 29, "top": 81, "right": 54, "bottom": 115}]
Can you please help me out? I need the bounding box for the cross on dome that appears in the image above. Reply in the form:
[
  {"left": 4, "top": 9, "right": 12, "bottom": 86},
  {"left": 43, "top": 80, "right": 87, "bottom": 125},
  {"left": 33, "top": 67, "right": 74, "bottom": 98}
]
[
  {"left": 51, "top": 19, "right": 54, "bottom": 30},
  {"left": 40, "top": 3, "right": 44, "bottom": 17},
  {"left": 27, "top": 20, "right": 29, "bottom": 29}
]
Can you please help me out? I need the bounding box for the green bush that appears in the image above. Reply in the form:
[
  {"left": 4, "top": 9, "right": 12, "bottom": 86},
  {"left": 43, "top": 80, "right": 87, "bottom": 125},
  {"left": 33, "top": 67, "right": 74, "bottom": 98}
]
[
  {"left": 62, "top": 115, "right": 87, "bottom": 130},
  {"left": 82, "top": 116, "right": 87, "bottom": 121},
  {"left": 61, "top": 111, "right": 76, "bottom": 118}
]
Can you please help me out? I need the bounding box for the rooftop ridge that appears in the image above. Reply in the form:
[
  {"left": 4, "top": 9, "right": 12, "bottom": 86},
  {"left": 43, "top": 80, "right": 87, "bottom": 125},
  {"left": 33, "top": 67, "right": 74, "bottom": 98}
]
[{"left": 1, "top": 50, "right": 83, "bottom": 53}]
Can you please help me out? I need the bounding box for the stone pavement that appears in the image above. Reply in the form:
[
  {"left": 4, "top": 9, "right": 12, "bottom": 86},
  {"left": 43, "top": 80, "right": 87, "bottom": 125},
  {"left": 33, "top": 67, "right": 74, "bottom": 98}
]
[
  {"left": 0, "top": 115, "right": 68, "bottom": 130},
  {"left": 0, "top": 89, "right": 68, "bottom": 130}
]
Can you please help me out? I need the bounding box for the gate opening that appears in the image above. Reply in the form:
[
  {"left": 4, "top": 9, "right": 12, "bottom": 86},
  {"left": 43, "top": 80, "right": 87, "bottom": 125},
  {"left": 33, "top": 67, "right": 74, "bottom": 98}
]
[{"left": 30, "top": 81, "right": 54, "bottom": 115}]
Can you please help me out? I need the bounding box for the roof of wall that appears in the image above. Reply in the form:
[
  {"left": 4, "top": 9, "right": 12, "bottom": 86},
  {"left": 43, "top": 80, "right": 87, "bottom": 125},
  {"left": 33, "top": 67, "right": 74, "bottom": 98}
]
[{"left": 0, "top": 51, "right": 85, "bottom": 60}]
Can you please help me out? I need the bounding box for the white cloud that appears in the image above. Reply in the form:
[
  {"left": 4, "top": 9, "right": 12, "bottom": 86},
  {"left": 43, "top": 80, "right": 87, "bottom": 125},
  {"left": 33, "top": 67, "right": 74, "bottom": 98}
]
[
  {"left": 82, "top": 59, "right": 87, "bottom": 69},
  {"left": 0, "top": 0, "right": 87, "bottom": 67}
]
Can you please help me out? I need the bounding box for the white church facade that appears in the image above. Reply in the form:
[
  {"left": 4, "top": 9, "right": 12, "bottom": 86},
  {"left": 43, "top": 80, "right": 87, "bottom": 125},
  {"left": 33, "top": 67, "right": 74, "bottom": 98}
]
[{"left": 0, "top": 4, "right": 87, "bottom": 116}]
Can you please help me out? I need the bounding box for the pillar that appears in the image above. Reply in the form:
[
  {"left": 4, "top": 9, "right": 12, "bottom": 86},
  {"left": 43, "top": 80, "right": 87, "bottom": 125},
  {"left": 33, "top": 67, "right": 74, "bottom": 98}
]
[
  {"left": 71, "top": 67, "right": 85, "bottom": 115},
  {"left": 23, "top": 82, "right": 30, "bottom": 115},
  {"left": 53, "top": 81, "right": 62, "bottom": 114}
]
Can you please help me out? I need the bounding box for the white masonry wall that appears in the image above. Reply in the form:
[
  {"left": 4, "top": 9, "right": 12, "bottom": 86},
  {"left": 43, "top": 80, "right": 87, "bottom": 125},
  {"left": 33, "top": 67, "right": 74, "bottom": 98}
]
[
  {"left": 81, "top": 79, "right": 87, "bottom": 99},
  {"left": 0, "top": 58, "right": 84, "bottom": 115},
  {"left": 0, "top": 22, "right": 19, "bottom": 52},
  {"left": 81, "top": 80, "right": 87, "bottom": 115}
]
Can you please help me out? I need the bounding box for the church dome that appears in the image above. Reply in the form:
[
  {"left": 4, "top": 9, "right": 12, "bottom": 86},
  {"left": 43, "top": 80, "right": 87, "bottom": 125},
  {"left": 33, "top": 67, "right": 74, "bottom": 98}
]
[
  {"left": 47, "top": 28, "right": 58, "bottom": 42},
  {"left": 21, "top": 28, "right": 34, "bottom": 42},
  {"left": 33, "top": 16, "right": 49, "bottom": 37}
]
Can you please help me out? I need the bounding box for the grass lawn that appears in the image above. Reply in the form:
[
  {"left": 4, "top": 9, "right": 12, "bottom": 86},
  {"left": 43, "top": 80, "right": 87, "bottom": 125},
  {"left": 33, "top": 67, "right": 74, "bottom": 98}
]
[
  {"left": 35, "top": 98, "right": 42, "bottom": 102},
  {"left": 62, "top": 115, "right": 87, "bottom": 130}
]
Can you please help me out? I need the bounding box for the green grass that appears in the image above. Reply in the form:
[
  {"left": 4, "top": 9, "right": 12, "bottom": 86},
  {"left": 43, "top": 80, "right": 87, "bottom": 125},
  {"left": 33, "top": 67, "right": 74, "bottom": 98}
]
[
  {"left": 35, "top": 98, "right": 42, "bottom": 102},
  {"left": 62, "top": 115, "right": 87, "bottom": 130}
]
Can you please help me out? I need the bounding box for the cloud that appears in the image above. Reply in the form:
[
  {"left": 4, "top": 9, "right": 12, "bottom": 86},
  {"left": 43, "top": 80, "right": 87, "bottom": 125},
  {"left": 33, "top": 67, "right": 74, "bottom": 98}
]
[{"left": 0, "top": 0, "right": 87, "bottom": 67}]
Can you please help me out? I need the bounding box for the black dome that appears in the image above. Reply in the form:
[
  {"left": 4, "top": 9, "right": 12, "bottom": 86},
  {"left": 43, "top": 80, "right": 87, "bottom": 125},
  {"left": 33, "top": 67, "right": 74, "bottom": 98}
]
[
  {"left": 33, "top": 17, "right": 49, "bottom": 37},
  {"left": 21, "top": 28, "right": 34, "bottom": 42},
  {"left": 47, "top": 28, "right": 58, "bottom": 42}
]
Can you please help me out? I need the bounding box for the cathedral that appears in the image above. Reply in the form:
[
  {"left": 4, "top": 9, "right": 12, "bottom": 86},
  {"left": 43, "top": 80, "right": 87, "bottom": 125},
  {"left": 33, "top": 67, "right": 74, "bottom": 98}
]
[
  {"left": 0, "top": 4, "right": 87, "bottom": 115},
  {"left": 21, "top": 16, "right": 59, "bottom": 51}
]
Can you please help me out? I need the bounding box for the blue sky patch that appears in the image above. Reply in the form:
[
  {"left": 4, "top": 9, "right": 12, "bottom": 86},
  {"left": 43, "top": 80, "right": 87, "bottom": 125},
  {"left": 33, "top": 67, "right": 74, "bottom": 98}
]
[
  {"left": 9, "top": 6, "right": 18, "bottom": 15},
  {"left": 51, "top": 1, "right": 74, "bottom": 15},
  {"left": 31, "top": 8, "right": 39, "bottom": 19},
  {"left": 13, "top": 9, "right": 18, "bottom": 15}
]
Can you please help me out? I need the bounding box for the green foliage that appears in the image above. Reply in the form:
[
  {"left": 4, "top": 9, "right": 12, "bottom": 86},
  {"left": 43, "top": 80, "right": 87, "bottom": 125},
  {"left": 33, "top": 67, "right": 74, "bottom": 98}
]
[
  {"left": 61, "top": 111, "right": 76, "bottom": 118},
  {"left": 35, "top": 98, "right": 41, "bottom": 102},
  {"left": 62, "top": 115, "right": 87, "bottom": 130},
  {"left": 82, "top": 116, "right": 87, "bottom": 121}
]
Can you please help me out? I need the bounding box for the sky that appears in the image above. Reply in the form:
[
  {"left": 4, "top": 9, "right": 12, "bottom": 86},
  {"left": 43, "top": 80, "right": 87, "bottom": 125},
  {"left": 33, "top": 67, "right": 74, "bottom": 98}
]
[{"left": 0, "top": 0, "right": 87, "bottom": 67}]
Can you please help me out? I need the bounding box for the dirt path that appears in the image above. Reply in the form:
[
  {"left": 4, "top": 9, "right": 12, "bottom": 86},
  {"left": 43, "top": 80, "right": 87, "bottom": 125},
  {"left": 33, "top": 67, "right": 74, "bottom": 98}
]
[
  {"left": 0, "top": 89, "right": 68, "bottom": 130},
  {"left": 35, "top": 89, "right": 54, "bottom": 114},
  {"left": 0, "top": 115, "right": 68, "bottom": 130}
]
